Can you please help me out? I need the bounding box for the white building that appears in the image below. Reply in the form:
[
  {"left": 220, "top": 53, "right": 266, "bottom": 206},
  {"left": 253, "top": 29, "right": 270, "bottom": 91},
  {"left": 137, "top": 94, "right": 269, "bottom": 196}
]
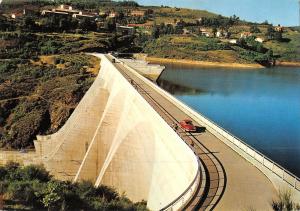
[{"left": 255, "top": 37, "right": 264, "bottom": 43}]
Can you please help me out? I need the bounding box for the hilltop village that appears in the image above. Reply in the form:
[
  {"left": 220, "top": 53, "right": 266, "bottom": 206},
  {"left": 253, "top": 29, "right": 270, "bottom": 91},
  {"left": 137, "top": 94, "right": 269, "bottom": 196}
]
[{"left": 1, "top": 1, "right": 299, "bottom": 66}]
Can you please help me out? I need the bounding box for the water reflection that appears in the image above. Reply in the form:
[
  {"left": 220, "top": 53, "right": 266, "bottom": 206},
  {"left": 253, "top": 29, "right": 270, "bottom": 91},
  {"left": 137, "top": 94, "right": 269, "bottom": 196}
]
[
  {"left": 158, "top": 65, "right": 300, "bottom": 177},
  {"left": 157, "top": 79, "right": 204, "bottom": 95},
  {"left": 158, "top": 66, "right": 300, "bottom": 98}
]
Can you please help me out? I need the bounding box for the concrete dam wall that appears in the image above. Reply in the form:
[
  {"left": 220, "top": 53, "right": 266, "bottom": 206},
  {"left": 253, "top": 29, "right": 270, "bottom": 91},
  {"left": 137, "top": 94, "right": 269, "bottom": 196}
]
[{"left": 34, "top": 54, "right": 198, "bottom": 210}]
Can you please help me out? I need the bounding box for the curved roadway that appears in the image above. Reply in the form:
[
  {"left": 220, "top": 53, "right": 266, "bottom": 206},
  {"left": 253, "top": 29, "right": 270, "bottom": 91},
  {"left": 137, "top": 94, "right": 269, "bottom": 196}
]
[{"left": 108, "top": 55, "right": 277, "bottom": 210}]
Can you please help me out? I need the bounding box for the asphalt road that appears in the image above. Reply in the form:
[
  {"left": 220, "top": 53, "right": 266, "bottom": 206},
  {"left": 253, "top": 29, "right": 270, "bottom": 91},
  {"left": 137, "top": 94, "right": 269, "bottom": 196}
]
[{"left": 110, "top": 57, "right": 226, "bottom": 210}]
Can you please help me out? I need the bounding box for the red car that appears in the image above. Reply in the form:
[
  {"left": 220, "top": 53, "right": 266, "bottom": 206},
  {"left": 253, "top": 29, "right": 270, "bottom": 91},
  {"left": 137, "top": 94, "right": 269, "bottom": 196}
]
[{"left": 179, "top": 119, "right": 196, "bottom": 132}]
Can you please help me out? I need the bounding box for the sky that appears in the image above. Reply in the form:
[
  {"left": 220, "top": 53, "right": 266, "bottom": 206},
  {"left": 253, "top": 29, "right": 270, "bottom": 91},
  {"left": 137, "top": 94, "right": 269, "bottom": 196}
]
[{"left": 136, "top": 0, "right": 299, "bottom": 26}]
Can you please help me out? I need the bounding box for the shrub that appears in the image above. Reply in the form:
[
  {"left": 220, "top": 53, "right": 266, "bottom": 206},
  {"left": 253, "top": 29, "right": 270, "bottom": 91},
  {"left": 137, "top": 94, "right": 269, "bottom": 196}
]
[
  {"left": 22, "top": 165, "right": 51, "bottom": 182},
  {"left": 272, "top": 190, "right": 300, "bottom": 211}
]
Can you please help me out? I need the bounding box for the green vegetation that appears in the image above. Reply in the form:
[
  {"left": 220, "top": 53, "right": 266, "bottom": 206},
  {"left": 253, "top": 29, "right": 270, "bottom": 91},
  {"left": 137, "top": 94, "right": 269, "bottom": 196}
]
[
  {"left": 264, "top": 30, "right": 300, "bottom": 62},
  {"left": 0, "top": 162, "right": 148, "bottom": 210},
  {"left": 150, "top": 7, "right": 217, "bottom": 24},
  {"left": 271, "top": 190, "right": 300, "bottom": 211},
  {"left": 0, "top": 54, "right": 97, "bottom": 149},
  {"left": 143, "top": 35, "right": 256, "bottom": 64}
]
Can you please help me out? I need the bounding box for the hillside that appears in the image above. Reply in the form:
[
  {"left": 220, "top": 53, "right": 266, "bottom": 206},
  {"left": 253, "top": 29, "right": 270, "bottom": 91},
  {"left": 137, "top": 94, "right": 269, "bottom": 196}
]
[
  {"left": 149, "top": 6, "right": 218, "bottom": 24},
  {"left": 0, "top": 53, "right": 99, "bottom": 149},
  {"left": 143, "top": 35, "right": 251, "bottom": 64},
  {"left": 136, "top": 6, "right": 300, "bottom": 65}
]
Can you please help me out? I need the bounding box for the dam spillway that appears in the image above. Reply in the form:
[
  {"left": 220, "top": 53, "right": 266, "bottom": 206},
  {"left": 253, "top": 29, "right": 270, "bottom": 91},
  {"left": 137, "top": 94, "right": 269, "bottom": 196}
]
[{"left": 34, "top": 54, "right": 199, "bottom": 210}]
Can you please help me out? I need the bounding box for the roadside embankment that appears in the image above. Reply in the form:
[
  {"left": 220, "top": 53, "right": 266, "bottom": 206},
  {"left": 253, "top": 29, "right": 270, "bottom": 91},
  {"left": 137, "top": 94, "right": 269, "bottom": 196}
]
[{"left": 144, "top": 57, "right": 265, "bottom": 69}]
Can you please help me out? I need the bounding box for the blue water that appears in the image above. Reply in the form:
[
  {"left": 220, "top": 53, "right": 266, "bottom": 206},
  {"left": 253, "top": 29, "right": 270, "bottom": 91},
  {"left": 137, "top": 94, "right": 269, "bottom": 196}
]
[{"left": 157, "top": 65, "right": 300, "bottom": 177}]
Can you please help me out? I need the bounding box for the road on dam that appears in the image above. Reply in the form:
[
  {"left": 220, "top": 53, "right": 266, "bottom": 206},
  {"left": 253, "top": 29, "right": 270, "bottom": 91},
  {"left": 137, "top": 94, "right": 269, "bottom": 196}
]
[{"left": 108, "top": 55, "right": 277, "bottom": 210}]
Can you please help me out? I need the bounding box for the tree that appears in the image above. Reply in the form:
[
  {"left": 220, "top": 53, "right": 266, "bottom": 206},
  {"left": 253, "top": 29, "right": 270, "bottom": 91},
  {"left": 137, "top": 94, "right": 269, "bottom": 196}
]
[
  {"left": 104, "top": 18, "right": 116, "bottom": 32},
  {"left": 274, "top": 31, "right": 283, "bottom": 41},
  {"left": 22, "top": 165, "right": 51, "bottom": 182},
  {"left": 174, "top": 25, "right": 183, "bottom": 34},
  {"left": 266, "top": 25, "right": 275, "bottom": 39},
  {"left": 23, "top": 16, "right": 36, "bottom": 31},
  {"left": 151, "top": 24, "right": 159, "bottom": 39},
  {"left": 79, "top": 18, "right": 97, "bottom": 31},
  {"left": 42, "top": 181, "right": 63, "bottom": 210},
  {"left": 212, "top": 27, "right": 217, "bottom": 37},
  {"left": 250, "top": 25, "right": 261, "bottom": 33},
  {"left": 237, "top": 38, "right": 247, "bottom": 48}
]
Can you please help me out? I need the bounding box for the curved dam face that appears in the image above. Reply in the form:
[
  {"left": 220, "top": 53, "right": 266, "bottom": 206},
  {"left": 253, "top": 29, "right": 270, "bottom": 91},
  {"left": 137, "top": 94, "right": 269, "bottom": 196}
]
[{"left": 34, "top": 54, "right": 198, "bottom": 210}]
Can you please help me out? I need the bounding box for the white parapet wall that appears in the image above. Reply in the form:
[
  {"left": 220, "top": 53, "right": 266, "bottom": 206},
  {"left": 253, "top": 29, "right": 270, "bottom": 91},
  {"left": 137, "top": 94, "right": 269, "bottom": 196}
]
[
  {"left": 120, "top": 56, "right": 300, "bottom": 202},
  {"left": 34, "top": 54, "right": 199, "bottom": 210}
]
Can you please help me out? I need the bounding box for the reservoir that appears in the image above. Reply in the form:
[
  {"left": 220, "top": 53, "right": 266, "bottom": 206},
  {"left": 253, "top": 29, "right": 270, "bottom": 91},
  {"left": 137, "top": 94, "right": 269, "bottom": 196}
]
[{"left": 157, "top": 65, "right": 300, "bottom": 177}]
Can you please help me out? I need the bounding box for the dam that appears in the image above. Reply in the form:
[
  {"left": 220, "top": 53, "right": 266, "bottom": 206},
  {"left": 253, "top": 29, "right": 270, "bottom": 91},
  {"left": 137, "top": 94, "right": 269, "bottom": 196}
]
[{"left": 3, "top": 54, "right": 300, "bottom": 210}]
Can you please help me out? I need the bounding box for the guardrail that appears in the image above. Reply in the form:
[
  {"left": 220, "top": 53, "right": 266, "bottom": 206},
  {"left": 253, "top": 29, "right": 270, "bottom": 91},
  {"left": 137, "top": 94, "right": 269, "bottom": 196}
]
[
  {"left": 160, "top": 158, "right": 202, "bottom": 211},
  {"left": 107, "top": 54, "right": 204, "bottom": 210},
  {"left": 116, "top": 54, "right": 300, "bottom": 195},
  {"left": 156, "top": 84, "right": 300, "bottom": 192}
]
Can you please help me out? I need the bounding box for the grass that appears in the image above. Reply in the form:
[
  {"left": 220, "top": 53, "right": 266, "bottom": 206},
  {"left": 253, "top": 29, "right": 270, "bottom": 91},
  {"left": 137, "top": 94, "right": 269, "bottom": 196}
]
[
  {"left": 149, "top": 7, "right": 217, "bottom": 24},
  {"left": 0, "top": 54, "right": 100, "bottom": 149},
  {"left": 143, "top": 35, "right": 253, "bottom": 64},
  {"left": 0, "top": 162, "right": 148, "bottom": 211},
  {"left": 264, "top": 30, "right": 300, "bottom": 62}
]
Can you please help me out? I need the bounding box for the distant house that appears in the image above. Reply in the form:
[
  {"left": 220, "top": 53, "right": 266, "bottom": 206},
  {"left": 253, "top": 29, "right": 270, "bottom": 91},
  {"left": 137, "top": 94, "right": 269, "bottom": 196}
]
[
  {"left": 11, "top": 12, "right": 25, "bottom": 19},
  {"left": 165, "top": 22, "right": 176, "bottom": 26},
  {"left": 274, "top": 25, "right": 284, "bottom": 32},
  {"left": 10, "top": 8, "right": 26, "bottom": 19},
  {"left": 55, "top": 4, "right": 79, "bottom": 15},
  {"left": 130, "top": 10, "right": 146, "bottom": 17},
  {"left": 127, "top": 23, "right": 152, "bottom": 29},
  {"left": 229, "top": 39, "right": 237, "bottom": 44},
  {"left": 202, "top": 32, "right": 210, "bottom": 37},
  {"left": 199, "top": 28, "right": 210, "bottom": 37},
  {"left": 240, "top": 32, "right": 252, "bottom": 38},
  {"left": 72, "top": 11, "right": 96, "bottom": 20},
  {"left": 255, "top": 37, "right": 264, "bottom": 43},
  {"left": 99, "top": 11, "right": 108, "bottom": 17},
  {"left": 58, "top": 4, "right": 73, "bottom": 11},
  {"left": 109, "top": 12, "right": 119, "bottom": 18},
  {"left": 116, "top": 25, "right": 135, "bottom": 35},
  {"left": 41, "top": 4, "right": 80, "bottom": 17},
  {"left": 41, "top": 10, "right": 69, "bottom": 17},
  {"left": 183, "top": 28, "right": 190, "bottom": 35}
]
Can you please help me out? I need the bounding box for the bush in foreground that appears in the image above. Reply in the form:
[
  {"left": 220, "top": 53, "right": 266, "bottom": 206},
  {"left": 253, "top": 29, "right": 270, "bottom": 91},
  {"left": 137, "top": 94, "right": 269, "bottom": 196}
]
[
  {"left": 271, "top": 190, "right": 300, "bottom": 211},
  {"left": 0, "top": 162, "right": 148, "bottom": 211}
]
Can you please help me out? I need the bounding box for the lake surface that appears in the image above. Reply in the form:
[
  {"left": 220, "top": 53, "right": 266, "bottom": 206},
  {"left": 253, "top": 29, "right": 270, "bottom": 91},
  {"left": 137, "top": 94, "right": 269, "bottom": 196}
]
[{"left": 157, "top": 65, "right": 300, "bottom": 177}]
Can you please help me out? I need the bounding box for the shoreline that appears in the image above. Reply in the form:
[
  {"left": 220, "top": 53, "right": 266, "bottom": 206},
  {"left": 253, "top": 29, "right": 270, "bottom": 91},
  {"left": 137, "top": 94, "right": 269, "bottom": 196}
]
[
  {"left": 276, "top": 61, "right": 300, "bottom": 67},
  {"left": 145, "top": 57, "right": 265, "bottom": 69}
]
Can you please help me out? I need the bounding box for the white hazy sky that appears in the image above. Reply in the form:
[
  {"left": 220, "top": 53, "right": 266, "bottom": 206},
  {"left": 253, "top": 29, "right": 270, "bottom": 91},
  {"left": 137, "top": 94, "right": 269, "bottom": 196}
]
[{"left": 136, "top": 0, "right": 299, "bottom": 26}]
